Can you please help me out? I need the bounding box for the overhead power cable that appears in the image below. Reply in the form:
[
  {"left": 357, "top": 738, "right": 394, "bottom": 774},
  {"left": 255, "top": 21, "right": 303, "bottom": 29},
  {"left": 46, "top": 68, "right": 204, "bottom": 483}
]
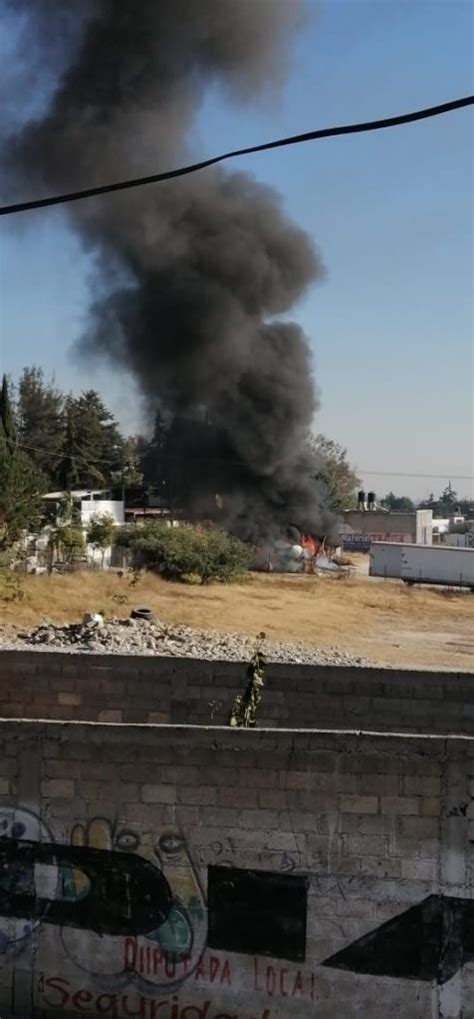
[
  {"left": 1, "top": 95, "right": 472, "bottom": 217},
  {"left": 18, "top": 439, "right": 118, "bottom": 466},
  {"left": 15, "top": 441, "right": 474, "bottom": 482},
  {"left": 360, "top": 470, "right": 474, "bottom": 481}
]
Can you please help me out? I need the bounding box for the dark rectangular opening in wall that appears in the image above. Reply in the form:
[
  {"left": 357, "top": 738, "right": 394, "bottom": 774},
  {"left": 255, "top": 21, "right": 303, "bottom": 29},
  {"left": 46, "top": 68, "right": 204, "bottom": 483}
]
[{"left": 207, "top": 865, "right": 307, "bottom": 962}]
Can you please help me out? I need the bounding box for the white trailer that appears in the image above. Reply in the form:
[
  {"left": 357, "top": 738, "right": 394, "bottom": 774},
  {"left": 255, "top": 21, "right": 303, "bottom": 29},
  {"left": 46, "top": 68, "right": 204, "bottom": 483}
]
[
  {"left": 369, "top": 541, "right": 404, "bottom": 579},
  {"left": 370, "top": 542, "right": 474, "bottom": 589}
]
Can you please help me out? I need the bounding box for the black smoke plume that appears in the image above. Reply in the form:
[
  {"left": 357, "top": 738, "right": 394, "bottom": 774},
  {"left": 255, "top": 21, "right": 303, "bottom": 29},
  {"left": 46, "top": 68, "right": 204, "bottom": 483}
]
[{"left": 4, "top": 0, "right": 334, "bottom": 541}]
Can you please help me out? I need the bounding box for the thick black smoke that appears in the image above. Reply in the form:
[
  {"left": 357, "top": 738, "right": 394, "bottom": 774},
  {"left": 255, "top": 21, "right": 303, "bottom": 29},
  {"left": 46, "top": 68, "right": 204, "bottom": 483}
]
[{"left": 4, "top": 0, "right": 334, "bottom": 541}]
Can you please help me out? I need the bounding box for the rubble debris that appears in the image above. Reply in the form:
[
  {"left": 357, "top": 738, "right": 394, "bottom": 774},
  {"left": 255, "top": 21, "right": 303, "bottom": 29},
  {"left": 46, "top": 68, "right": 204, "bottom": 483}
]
[
  {"left": 82, "top": 612, "right": 104, "bottom": 627},
  {"left": 3, "top": 616, "right": 373, "bottom": 667}
]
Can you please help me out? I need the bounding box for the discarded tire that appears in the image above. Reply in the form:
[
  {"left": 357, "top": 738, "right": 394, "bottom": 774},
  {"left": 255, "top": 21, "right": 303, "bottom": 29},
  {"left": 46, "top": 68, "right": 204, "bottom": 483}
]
[{"left": 130, "top": 603, "right": 152, "bottom": 619}]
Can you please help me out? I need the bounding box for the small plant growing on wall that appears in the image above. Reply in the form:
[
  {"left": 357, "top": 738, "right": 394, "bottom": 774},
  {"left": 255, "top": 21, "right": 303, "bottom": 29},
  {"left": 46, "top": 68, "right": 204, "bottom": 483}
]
[
  {"left": 208, "top": 699, "right": 223, "bottom": 722},
  {"left": 228, "top": 631, "right": 266, "bottom": 728}
]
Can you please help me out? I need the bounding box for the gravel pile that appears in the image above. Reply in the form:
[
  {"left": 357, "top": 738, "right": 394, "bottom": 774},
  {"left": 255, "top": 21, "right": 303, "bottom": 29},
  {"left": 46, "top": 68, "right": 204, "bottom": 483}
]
[{"left": 3, "top": 613, "right": 373, "bottom": 667}]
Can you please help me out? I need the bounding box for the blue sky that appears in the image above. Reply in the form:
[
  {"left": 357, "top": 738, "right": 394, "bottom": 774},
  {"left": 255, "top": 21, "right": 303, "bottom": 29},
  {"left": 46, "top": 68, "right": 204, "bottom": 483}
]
[{"left": 0, "top": 0, "right": 473, "bottom": 500}]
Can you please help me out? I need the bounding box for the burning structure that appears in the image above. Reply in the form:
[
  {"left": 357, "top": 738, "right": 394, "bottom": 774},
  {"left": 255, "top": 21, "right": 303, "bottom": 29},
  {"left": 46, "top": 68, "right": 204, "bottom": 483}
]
[
  {"left": 253, "top": 526, "right": 341, "bottom": 574},
  {"left": 3, "top": 0, "right": 336, "bottom": 545}
]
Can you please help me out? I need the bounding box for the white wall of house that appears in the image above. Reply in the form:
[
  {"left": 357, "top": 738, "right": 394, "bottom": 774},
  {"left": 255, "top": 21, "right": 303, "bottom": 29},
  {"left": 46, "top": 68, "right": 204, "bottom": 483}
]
[
  {"left": 79, "top": 500, "right": 125, "bottom": 526},
  {"left": 85, "top": 543, "right": 114, "bottom": 567}
]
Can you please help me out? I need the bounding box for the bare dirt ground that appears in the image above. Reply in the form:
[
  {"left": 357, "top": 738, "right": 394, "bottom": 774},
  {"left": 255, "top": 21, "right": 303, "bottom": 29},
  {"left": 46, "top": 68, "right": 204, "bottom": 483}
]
[{"left": 1, "top": 564, "right": 472, "bottom": 671}]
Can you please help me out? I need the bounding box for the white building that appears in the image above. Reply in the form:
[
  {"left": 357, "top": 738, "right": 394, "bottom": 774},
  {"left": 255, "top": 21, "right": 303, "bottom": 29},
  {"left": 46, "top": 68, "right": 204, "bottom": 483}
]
[
  {"left": 39, "top": 490, "right": 125, "bottom": 570},
  {"left": 432, "top": 516, "right": 473, "bottom": 547},
  {"left": 43, "top": 490, "right": 124, "bottom": 526}
]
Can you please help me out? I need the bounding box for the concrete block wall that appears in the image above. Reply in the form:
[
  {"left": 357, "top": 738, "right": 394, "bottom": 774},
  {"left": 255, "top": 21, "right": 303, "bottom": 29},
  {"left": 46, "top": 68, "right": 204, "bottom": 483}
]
[
  {"left": 0, "top": 720, "right": 474, "bottom": 1018},
  {"left": 1, "top": 650, "right": 474, "bottom": 734}
]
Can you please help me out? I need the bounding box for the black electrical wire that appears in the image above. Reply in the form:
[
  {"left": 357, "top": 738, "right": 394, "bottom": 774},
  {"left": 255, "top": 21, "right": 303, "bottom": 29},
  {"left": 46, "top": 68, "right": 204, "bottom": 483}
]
[
  {"left": 15, "top": 441, "right": 474, "bottom": 481},
  {"left": 1, "top": 95, "right": 472, "bottom": 216}
]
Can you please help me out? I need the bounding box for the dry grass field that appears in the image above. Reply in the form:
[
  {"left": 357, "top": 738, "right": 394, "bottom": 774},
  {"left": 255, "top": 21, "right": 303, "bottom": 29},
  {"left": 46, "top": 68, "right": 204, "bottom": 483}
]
[{"left": 1, "top": 567, "right": 473, "bottom": 670}]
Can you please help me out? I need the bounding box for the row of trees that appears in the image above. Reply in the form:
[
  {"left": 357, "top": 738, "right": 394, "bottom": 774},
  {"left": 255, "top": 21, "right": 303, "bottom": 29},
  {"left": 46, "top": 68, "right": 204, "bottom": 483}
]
[
  {"left": 1, "top": 367, "right": 147, "bottom": 554},
  {"left": 0, "top": 366, "right": 362, "bottom": 525},
  {"left": 11, "top": 367, "right": 129, "bottom": 490},
  {"left": 8, "top": 363, "right": 468, "bottom": 560},
  {"left": 381, "top": 484, "right": 473, "bottom": 518},
  {"left": 0, "top": 374, "right": 119, "bottom": 563}
]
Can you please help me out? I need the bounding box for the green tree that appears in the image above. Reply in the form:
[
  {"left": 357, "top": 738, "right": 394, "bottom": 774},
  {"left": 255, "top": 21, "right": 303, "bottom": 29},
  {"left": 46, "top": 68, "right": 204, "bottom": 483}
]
[
  {"left": 56, "top": 391, "right": 123, "bottom": 490},
  {"left": 137, "top": 409, "right": 171, "bottom": 504},
  {"left": 418, "top": 491, "right": 440, "bottom": 514},
  {"left": 56, "top": 491, "right": 80, "bottom": 526},
  {"left": 16, "top": 366, "right": 64, "bottom": 483},
  {"left": 55, "top": 524, "right": 85, "bottom": 565},
  {"left": 122, "top": 437, "right": 144, "bottom": 488},
  {"left": 56, "top": 397, "right": 82, "bottom": 491},
  {"left": 0, "top": 447, "right": 46, "bottom": 550},
  {"left": 0, "top": 375, "right": 17, "bottom": 452},
  {"left": 381, "top": 492, "right": 415, "bottom": 512},
  {"left": 86, "top": 513, "right": 117, "bottom": 567},
  {"left": 418, "top": 484, "right": 460, "bottom": 517},
  {"left": 117, "top": 522, "right": 252, "bottom": 583},
  {"left": 0, "top": 374, "right": 46, "bottom": 549},
  {"left": 438, "top": 482, "right": 459, "bottom": 516},
  {"left": 194, "top": 528, "right": 253, "bottom": 584},
  {"left": 309, "top": 434, "right": 361, "bottom": 511},
  {"left": 114, "top": 436, "right": 144, "bottom": 504}
]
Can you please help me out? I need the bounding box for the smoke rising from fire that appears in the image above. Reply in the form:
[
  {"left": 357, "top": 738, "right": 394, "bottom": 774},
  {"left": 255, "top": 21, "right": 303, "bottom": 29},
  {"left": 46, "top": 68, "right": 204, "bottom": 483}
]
[{"left": 4, "top": 0, "right": 334, "bottom": 540}]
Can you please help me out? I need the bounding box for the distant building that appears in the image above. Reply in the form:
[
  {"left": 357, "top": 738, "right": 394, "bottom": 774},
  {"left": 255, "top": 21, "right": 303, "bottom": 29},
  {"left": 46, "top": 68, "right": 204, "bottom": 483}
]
[
  {"left": 38, "top": 490, "right": 125, "bottom": 570},
  {"left": 432, "top": 518, "right": 450, "bottom": 543},
  {"left": 43, "top": 490, "right": 124, "bottom": 527},
  {"left": 340, "top": 509, "right": 432, "bottom": 552},
  {"left": 434, "top": 515, "right": 474, "bottom": 548},
  {"left": 441, "top": 532, "right": 474, "bottom": 548}
]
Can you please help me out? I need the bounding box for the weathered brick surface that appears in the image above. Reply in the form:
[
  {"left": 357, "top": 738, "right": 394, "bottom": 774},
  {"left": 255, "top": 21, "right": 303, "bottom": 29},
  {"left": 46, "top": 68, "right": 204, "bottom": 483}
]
[
  {"left": 1, "top": 649, "right": 474, "bottom": 735},
  {"left": 0, "top": 720, "right": 473, "bottom": 1016},
  {"left": 340, "top": 795, "right": 379, "bottom": 815}
]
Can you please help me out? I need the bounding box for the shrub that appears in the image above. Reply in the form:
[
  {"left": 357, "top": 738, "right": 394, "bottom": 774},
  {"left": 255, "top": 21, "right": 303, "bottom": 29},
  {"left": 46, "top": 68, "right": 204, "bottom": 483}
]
[
  {"left": 86, "top": 513, "right": 117, "bottom": 567},
  {"left": 56, "top": 525, "right": 85, "bottom": 564},
  {"left": 196, "top": 528, "right": 253, "bottom": 584},
  {"left": 117, "top": 522, "right": 252, "bottom": 584}
]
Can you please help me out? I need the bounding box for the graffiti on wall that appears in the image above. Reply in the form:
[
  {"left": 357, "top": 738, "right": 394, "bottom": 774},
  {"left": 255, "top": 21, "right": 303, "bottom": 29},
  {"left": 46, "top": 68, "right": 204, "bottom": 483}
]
[
  {"left": 38, "top": 976, "right": 276, "bottom": 1019},
  {"left": 340, "top": 532, "right": 411, "bottom": 552},
  {"left": 60, "top": 818, "right": 208, "bottom": 992},
  {"left": 0, "top": 806, "right": 314, "bottom": 1017},
  {"left": 1, "top": 839, "right": 173, "bottom": 934},
  {"left": 322, "top": 894, "right": 474, "bottom": 984},
  {"left": 207, "top": 866, "right": 307, "bottom": 963},
  {"left": 0, "top": 808, "right": 208, "bottom": 993},
  {"left": 0, "top": 807, "right": 56, "bottom": 955}
]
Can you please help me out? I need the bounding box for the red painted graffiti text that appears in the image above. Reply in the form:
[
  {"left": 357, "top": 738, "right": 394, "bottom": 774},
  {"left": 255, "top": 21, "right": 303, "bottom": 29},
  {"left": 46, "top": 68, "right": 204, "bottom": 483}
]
[
  {"left": 124, "top": 941, "right": 231, "bottom": 988},
  {"left": 38, "top": 975, "right": 272, "bottom": 1019},
  {"left": 254, "top": 959, "right": 316, "bottom": 1001}
]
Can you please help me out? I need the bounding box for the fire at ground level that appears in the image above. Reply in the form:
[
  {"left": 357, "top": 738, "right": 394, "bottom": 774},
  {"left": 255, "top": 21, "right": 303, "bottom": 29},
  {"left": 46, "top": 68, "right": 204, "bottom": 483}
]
[
  {"left": 251, "top": 528, "right": 341, "bottom": 574},
  {"left": 125, "top": 502, "right": 342, "bottom": 575}
]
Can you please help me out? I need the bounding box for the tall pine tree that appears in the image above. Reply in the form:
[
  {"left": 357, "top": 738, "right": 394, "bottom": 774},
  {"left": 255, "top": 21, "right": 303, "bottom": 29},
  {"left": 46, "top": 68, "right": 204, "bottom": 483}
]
[
  {"left": 0, "top": 375, "right": 17, "bottom": 452},
  {"left": 16, "top": 367, "right": 64, "bottom": 483},
  {"left": 56, "top": 391, "right": 123, "bottom": 490},
  {"left": 56, "top": 397, "right": 82, "bottom": 491},
  {"left": 0, "top": 375, "right": 46, "bottom": 548},
  {"left": 138, "top": 409, "right": 170, "bottom": 499}
]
